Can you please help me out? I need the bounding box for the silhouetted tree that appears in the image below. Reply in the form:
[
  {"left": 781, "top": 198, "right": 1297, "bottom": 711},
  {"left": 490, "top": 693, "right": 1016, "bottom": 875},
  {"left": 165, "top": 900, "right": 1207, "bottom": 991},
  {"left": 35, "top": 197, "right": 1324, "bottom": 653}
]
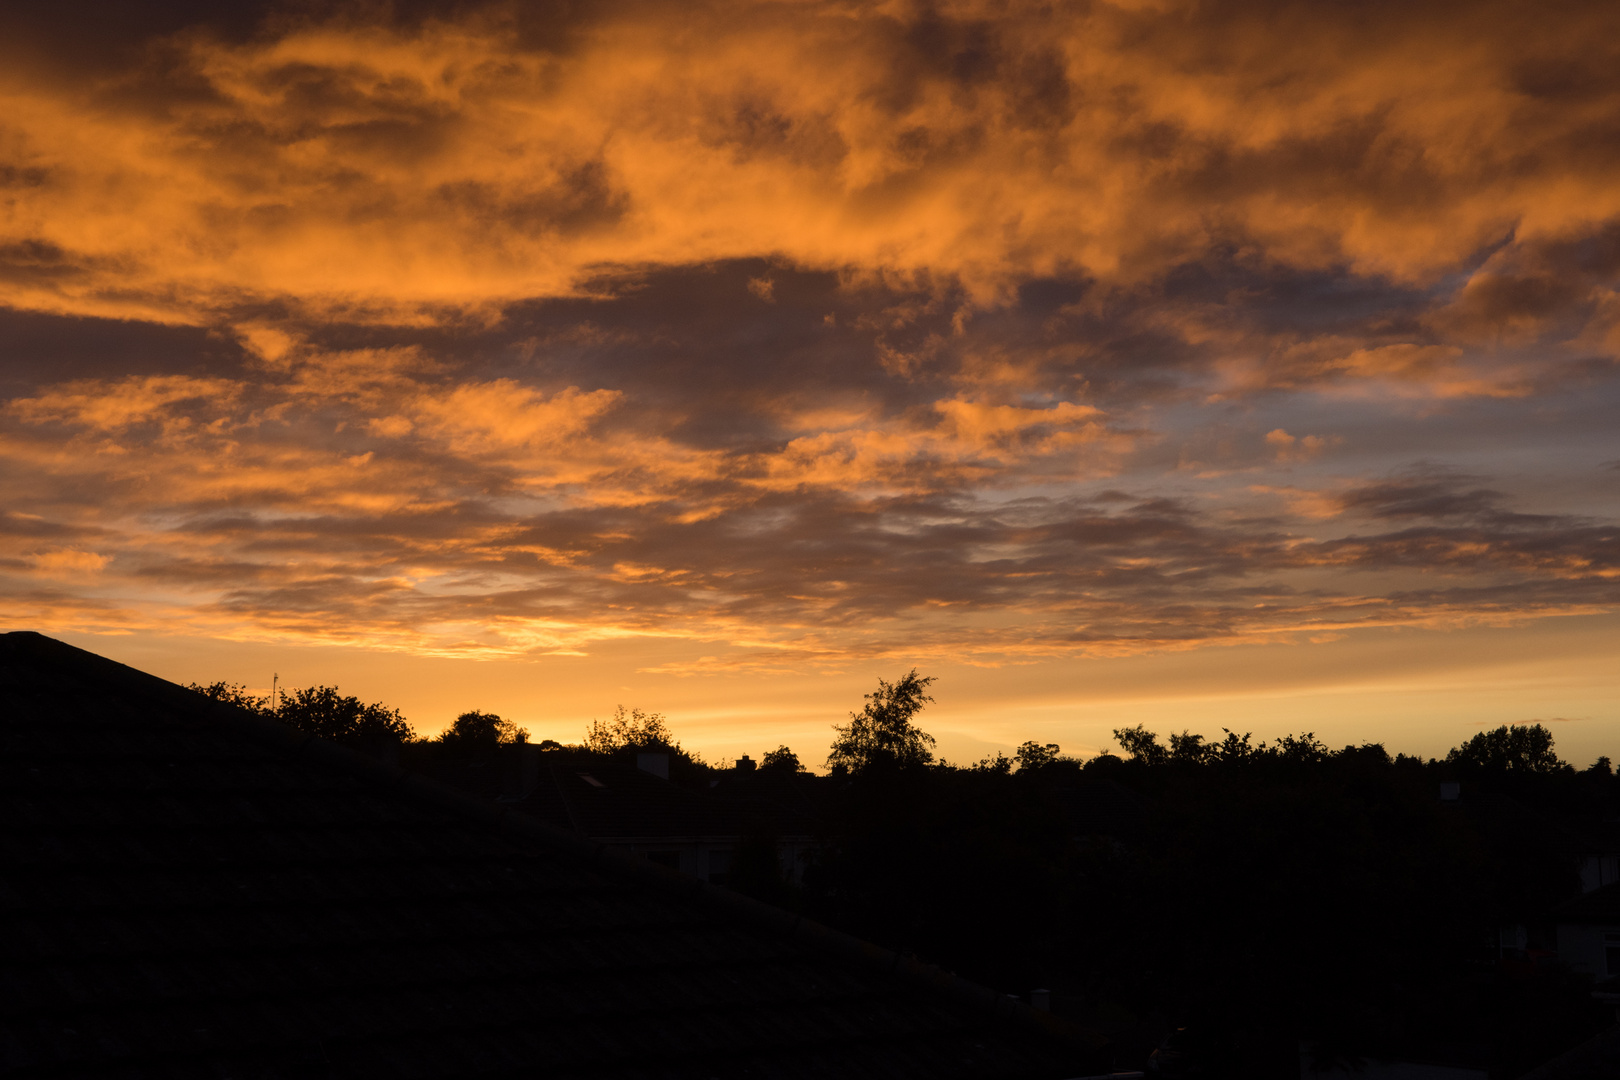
[
  {"left": 971, "top": 750, "right": 1013, "bottom": 773},
  {"left": 1447, "top": 723, "right": 1565, "bottom": 776},
  {"left": 277, "top": 685, "right": 414, "bottom": 746},
  {"left": 801, "top": 709, "right": 1620, "bottom": 1077},
  {"left": 1270, "top": 731, "right": 1330, "bottom": 766},
  {"left": 1113, "top": 723, "right": 1167, "bottom": 764},
  {"left": 438, "top": 710, "right": 529, "bottom": 749},
  {"left": 1015, "top": 740, "right": 1061, "bottom": 771},
  {"left": 582, "top": 705, "right": 712, "bottom": 786},
  {"left": 584, "top": 705, "right": 677, "bottom": 753},
  {"left": 827, "top": 669, "right": 936, "bottom": 776},
  {"left": 187, "top": 681, "right": 271, "bottom": 713},
  {"left": 1167, "top": 729, "right": 1209, "bottom": 762},
  {"left": 761, "top": 745, "right": 804, "bottom": 772}
]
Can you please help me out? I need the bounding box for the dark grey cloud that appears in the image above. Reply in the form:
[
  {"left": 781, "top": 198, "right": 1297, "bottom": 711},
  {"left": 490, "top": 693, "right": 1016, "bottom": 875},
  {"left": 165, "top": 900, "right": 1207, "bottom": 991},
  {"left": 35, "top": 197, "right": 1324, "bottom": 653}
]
[
  {"left": 0, "top": 310, "right": 247, "bottom": 396},
  {"left": 105, "top": 463, "right": 1614, "bottom": 661}
]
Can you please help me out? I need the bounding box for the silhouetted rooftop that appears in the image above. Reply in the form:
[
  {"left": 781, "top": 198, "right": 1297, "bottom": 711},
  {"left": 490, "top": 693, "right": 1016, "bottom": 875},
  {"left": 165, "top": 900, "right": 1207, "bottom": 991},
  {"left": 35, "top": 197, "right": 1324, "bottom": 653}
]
[
  {"left": 0, "top": 631, "right": 1095, "bottom": 1078},
  {"left": 1053, "top": 779, "right": 1151, "bottom": 840},
  {"left": 1517, "top": 1023, "right": 1620, "bottom": 1080},
  {"left": 540, "top": 755, "right": 814, "bottom": 843},
  {"left": 1553, "top": 880, "right": 1620, "bottom": 924}
]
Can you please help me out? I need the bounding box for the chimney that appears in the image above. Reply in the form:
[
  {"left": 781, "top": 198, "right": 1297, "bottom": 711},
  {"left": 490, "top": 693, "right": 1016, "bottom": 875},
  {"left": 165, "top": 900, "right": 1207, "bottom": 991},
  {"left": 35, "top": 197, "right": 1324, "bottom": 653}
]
[
  {"left": 736, "top": 755, "right": 756, "bottom": 773},
  {"left": 637, "top": 752, "right": 669, "bottom": 780}
]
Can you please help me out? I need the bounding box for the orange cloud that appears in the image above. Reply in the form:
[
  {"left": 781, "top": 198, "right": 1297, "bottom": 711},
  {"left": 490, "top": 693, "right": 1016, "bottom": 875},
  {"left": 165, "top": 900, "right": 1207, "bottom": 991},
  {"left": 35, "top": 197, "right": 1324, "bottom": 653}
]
[
  {"left": 29, "top": 549, "right": 110, "bottom": 577},
  {"left": 10, "top": 376, "right": 242, "bottom": 433},
  {"left": 410, "top": 380, "right": 622, "bottom": 455},
  {"left": 1264, "top": 428, "right": 1329, "bottom": 463},
  {"left": 3, "top": 350, "right": 1614, "bottom": 666},
  {"left": 1, "top": 0, "right": 1617, "bottom": 334},
  {"left": 1, "top": 2, "right": 1618, "bottom": 675}
]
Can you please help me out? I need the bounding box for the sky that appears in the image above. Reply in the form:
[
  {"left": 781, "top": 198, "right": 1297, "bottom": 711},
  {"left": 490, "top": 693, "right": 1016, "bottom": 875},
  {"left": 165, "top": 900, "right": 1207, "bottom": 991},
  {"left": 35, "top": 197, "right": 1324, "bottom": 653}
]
[{"left": 3, "top": 0, "right": 1618, "bottom": 767}]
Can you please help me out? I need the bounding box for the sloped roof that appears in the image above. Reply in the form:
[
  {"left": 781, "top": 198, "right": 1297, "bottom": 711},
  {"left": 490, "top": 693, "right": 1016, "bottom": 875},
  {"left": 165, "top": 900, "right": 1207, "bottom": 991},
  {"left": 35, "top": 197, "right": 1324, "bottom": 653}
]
[
  {"left": 394, "top": 743, "right": 819, "bottom": 845},
  {"left": 0, "top": 632, "right": 1095, "bottom": 1078},
  {"left": 542, "top": 758, "right": 814, "bottom": 843},
  {"left": 1052, "top": 779, "right": 1151, "bottom": 840},
  {"left": 709, "top": 768, "right": 829, "bottom": 824},
  {"left": 1552, "top": 880, "right": 1620, "bottom": 925},
  {"left": 1517, "top": 1024, "right": 1620, "bottom": 1080}
]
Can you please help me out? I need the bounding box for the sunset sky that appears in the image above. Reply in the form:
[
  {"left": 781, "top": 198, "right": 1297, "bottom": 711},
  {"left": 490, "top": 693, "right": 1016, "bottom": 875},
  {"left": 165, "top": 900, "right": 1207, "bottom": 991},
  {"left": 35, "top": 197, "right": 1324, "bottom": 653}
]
[{"left": 3, "top": 0, "right": 1618, "bottom": 767}]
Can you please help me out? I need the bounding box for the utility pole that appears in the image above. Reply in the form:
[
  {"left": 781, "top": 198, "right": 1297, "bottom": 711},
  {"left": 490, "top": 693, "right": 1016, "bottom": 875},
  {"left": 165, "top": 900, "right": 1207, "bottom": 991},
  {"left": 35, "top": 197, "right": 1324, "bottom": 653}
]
[{"left": 272, "top": 673, "right": 279, "bottom": 713}]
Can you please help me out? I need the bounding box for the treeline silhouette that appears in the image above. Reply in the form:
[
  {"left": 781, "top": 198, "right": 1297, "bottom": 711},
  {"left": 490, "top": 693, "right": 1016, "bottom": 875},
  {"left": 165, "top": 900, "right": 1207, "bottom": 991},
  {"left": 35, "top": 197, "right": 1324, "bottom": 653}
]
[
  {"left": 190, "top": 673, "right": 1619, "bottom": 1077},
  {"left": 190, "top": 681, "right": 524, "bottom": 750}
]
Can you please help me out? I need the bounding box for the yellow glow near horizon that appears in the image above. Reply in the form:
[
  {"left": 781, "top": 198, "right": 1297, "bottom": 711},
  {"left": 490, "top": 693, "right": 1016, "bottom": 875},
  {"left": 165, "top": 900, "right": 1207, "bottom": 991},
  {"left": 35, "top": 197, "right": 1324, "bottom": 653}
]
[{"left": 49, "top": 611, "right": 1620, "bottom": 773}]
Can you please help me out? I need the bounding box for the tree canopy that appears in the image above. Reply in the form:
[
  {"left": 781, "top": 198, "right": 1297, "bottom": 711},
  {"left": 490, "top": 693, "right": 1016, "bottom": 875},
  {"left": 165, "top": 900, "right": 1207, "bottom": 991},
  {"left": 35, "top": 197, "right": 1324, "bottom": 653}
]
[
  {"left": 276, "top": 685, "right": 415, "bottom": 746},
  {"left": 583, "top": 705, "right": 677, "bottom": 754},
  {"left": 761, "top": 745, "right": 804, "bottom": 772},
  {"left": 438, "top": 710, "right": 529, "bottom": 749},
  {"left": 1112, "top": 723, "right": 1167, "bottom": 765},
  {"left": 1014, "top": 740, "right": 1062, "bottom": 771},
  {"left": 189, "top": 679, "right": 414, "bottom": 746},
  {"left": 1447, "top": 723, "right": 1566, "bottom": 775},
  {"left": 581, "top": 705, "right": 714, "bottom": 785},
  {"left": 187, "top": 681, "right": 271, "bottom": 714},
  {"left": 827, "top": 669, "right": 937, "bottom": 776}
]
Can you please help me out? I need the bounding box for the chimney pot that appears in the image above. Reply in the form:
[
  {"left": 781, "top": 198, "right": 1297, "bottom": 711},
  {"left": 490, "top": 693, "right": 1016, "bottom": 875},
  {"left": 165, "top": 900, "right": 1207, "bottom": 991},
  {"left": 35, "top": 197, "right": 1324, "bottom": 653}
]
[{"left": 736, "top": 755, "right": 756, "bottom": 773}]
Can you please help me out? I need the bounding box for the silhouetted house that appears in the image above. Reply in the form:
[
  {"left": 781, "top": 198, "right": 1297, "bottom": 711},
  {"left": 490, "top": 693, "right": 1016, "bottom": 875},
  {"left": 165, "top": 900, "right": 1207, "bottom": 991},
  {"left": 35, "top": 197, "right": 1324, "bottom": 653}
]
[
  {"left": 1516, "top": 1024, "right": 1620, "bottom": 1080},
  {"left": 0, "top": 631, "right": 1098, "bottom": 1077},
  {"left": 1052, "top": 778, "right": 1151, "bottom": 843},
  {"left": 708, "top": 758, "right": 831, "bottom": 826},
  {"left": 1464, "top": 791, "right": 1620, "bottom": 962},
  {"left": 403, "top": 745, "right": 818, "bottom": 886},
  {"left": 1552, "top": 881, "right": 1620, "bottom": 979},
  {"left": 529, "top": 756, "right": 817, "bottom": 885},
  {"left": 1575, "top": 844, "right": 1620, "bottom": 895}
]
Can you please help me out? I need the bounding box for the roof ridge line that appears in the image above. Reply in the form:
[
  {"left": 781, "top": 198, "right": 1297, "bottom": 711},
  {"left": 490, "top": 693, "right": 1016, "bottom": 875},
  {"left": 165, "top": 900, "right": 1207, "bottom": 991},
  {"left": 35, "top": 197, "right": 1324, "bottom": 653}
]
[{"left": 1, "top": 630, "right": 1099, "bottom": 1051}]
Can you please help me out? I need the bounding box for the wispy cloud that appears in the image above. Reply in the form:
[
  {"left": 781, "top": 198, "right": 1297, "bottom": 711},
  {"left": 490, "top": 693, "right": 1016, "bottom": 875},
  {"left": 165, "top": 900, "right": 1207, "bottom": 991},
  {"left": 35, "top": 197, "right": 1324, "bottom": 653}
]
[{"left": 2, "top": 335, "right": 1614, "bottom": 666}]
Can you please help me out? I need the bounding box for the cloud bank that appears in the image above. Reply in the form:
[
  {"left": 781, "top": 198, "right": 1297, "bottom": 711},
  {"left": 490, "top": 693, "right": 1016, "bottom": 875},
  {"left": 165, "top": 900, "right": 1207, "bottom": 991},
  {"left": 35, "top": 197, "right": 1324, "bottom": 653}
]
[{"left": 2, "top": 0, "right": 1618, "bottom": 670}]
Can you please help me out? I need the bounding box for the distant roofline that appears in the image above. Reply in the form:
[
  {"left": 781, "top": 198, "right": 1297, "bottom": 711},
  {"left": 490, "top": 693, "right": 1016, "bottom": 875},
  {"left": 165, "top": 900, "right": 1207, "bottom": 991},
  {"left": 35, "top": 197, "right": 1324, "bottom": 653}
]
[
  {"left": 1550, "top": 878, "right": 1620, "bottom": 923},
  {"left": 0, "top": 630, "right": 1101, "bottom": 1053}
]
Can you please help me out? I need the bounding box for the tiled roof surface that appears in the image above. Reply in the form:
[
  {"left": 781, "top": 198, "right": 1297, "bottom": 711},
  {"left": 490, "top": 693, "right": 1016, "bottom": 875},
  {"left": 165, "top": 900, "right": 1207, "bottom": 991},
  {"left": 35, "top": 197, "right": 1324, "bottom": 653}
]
[{"left": 0, "top": 632, "right": 1094, "bottom": 1078}]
